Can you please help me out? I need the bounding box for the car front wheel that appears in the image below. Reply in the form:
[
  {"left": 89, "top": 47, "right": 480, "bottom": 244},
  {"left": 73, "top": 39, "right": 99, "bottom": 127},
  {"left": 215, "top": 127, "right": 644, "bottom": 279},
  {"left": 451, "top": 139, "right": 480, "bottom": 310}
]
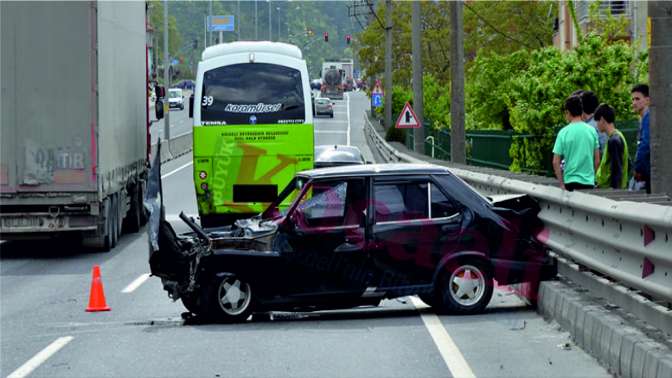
[
  {"left": 436, "top": 259, "right": 493, "bottom": 315},
  {"left": 204, "top": 274, "right": 254, "bottom": 322}
]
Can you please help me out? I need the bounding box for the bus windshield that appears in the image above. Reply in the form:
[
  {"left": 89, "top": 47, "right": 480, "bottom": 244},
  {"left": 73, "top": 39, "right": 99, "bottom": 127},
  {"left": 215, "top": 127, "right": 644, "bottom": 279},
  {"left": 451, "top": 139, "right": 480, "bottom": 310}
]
[{"left": 200, "top": 63, "right": 305, "bottom": 126}]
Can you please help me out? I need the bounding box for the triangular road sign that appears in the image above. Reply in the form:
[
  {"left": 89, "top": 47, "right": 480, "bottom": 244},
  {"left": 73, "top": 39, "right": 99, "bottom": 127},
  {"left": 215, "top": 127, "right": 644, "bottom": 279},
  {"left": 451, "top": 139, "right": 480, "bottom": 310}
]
[{"left": 395, "top": 102, "right": 420, "bottom": 129}]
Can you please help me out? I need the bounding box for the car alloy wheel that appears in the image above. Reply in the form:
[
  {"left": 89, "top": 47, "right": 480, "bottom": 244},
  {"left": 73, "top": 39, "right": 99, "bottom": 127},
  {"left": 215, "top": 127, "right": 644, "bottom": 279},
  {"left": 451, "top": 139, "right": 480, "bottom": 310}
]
[
  {"left": 213, "top": 275, "right": 253, "bottom": 320},
  {"left": 448, "top": 264, "right": 486, "bottom": 307},
  {"left": 437, "top": 259, "right": 493, "bottom": 315}
]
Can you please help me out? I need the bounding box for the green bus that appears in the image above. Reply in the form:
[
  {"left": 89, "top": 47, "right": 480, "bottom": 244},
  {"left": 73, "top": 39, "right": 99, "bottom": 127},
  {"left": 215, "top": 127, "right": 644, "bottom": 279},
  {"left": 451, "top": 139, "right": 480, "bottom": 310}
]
[{"left": 191, "top": 42, "right": 314, "bottom": 227}]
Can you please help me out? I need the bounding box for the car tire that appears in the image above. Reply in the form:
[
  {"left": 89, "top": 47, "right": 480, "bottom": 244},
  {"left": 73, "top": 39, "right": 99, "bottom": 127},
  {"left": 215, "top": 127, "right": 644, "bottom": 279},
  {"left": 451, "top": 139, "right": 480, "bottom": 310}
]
[
  {"left": 124, "top": 186, "right": 142, "bottom": 233},
  {"left": 330, "top": 113, "right": 334, "bottom": 118},
  {"left": 203, "top": 274, "right": 254, "bottom": 322},
  {"left": 435, "top": 258, "right": 493, "bottom": 315}
]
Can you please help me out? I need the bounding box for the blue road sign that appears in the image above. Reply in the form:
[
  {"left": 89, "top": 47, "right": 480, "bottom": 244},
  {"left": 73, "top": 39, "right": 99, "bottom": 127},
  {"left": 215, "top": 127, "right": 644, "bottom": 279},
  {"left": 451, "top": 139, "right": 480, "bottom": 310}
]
[
  {"left": 208, "top": 15, "right": 235, "bottom": 32},
  {"left": 171, "top": 58, "right": 179, "bottom": 66},
  {"left": 372, "top": 93, "right": 382, "bottom": 108}
]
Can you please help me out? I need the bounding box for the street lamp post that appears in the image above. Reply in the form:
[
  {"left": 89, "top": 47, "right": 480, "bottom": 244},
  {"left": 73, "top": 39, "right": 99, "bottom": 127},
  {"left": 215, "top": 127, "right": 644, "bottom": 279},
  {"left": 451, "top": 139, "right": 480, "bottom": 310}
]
[
  {"left": 163, "top": 0, "right": 170, "bottom": 142},
  {"left": 268, "top": 0, "right": 272, "bottom": 41}
]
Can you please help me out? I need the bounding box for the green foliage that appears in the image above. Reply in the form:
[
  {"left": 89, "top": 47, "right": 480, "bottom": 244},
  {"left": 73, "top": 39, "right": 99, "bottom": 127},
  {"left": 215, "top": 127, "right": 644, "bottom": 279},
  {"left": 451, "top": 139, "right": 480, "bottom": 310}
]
[
  {"left": 358, "top": 1, "right": 555, "bottom": 84},
  {"left": 466, "top": 34, "right": 647, "bottom": 173}
]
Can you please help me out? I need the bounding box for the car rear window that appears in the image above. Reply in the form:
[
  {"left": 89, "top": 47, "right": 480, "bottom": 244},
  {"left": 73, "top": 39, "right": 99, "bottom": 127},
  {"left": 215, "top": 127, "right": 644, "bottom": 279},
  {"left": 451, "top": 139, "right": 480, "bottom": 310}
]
[{"left": 201, "top": 63, "right": 305, "bottom": 125}]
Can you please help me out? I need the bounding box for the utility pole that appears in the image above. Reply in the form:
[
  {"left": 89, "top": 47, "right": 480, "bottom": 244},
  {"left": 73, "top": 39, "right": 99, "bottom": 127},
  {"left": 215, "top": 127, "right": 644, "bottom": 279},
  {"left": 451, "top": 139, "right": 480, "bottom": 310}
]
[
  {"left": 268, "top": 0, "right": 272, "bottom": 41},
  {"left": 163, "top": 0, "right": 170, "bottom": 142},
  {"left": 384, "top": 0, "right": 393, "bottom": 130},
  {"left": 209, "top": 0, "right": 213, "bottom": 46},
  {"left": 237, "top": 0, "right": 241, "bottom": 41},
  {"left": 255, "top": 0, "right": 258, "bottom": 40},
  {"left": 450, "top": 1, "right": 465, "bottom": 164},
  {"left": 412, "top": 1, "right": 424, "bottom": 153},
  {"left": 649, "top": 1, "right": 672, "bottom": 195},
  {"left": 277, "top": 6, "right": 281, "bottom": 42}
]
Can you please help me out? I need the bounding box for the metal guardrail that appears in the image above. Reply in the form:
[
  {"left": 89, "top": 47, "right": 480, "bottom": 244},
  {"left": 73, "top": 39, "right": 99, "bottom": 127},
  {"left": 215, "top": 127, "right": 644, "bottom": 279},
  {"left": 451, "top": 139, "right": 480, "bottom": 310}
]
[{"left": 365, "top": 115, "right": 672, "bottom": 305}]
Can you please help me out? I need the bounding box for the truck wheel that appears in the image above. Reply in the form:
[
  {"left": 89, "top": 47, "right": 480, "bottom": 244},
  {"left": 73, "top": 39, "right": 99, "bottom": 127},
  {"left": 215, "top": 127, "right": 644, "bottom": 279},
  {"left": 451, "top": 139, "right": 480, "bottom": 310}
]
[
  {"left": 435, "top": 258, "right": 493, "bottom": 315},
  {"left": 139, "top": 180, "right": 148, "bottom": 226},
  {"left": 89, "top": 198, "right": 113, "bottom": 252},
  {"left": 124, "top": 186, "right": 142, "bottom": 233},
  {"left": 203, "top": 275, "right": 254, "bottom": 323},
  {"left": 110, "top": 194, "right": 119, "bottom": 248}
]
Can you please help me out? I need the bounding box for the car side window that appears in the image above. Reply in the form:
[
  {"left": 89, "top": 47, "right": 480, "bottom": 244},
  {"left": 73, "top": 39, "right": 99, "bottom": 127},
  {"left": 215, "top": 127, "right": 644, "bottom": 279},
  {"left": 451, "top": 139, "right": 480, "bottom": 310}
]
[
  {"left": 294, "top": 179, "right": 365, "bottom": 228},
  {"left": 374, "top": 182, "right": 428, "bottom": 222},
  {"left": 430, "top": 183, "right": 459, "bottom": 218}
]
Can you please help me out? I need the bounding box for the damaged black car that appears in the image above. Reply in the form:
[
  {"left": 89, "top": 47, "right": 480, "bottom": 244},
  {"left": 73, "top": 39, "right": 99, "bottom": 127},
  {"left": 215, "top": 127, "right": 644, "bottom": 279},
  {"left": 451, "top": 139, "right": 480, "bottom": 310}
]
[{"left": 148, "top": 163, "right": 556, "bottom": 322}]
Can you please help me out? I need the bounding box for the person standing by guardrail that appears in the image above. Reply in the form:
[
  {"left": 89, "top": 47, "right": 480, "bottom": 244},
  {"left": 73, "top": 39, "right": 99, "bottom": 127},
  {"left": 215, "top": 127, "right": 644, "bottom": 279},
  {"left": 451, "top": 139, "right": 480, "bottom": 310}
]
[
  {"left": 594, "top": 104, "right": 629, "bottom": 189},
  {"left": 630, "top": 84, "right": 650, "bottom": 193},
  {"left": 580, "top": 90, "right": 606, "bottom": 154},
  {"left": 552, "top": 95, "right": 600, "bottom": 191}
]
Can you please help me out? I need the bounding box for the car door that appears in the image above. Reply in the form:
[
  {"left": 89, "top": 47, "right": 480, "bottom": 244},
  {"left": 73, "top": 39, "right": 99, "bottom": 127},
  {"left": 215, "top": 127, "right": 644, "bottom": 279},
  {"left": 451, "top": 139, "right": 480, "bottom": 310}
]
[
  {"left": 369, "top": 177, "right": 463, "bottom": 290},
  {"left": 281, "top": 177, "right": 372, "bottom": 296}
]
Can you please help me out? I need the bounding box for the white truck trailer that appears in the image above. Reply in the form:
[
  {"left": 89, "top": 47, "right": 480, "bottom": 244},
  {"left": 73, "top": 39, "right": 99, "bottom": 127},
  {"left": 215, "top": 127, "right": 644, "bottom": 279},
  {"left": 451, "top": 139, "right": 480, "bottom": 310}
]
[{"left": 0, "top": 1, "right": 150, "bottom": 250}]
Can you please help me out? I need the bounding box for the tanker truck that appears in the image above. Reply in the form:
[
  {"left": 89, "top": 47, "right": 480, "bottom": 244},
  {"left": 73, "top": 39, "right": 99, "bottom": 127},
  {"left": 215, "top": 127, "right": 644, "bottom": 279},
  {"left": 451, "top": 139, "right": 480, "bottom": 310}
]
[{"left": 320, "top": 63, "right": 344, "bottom": 100}]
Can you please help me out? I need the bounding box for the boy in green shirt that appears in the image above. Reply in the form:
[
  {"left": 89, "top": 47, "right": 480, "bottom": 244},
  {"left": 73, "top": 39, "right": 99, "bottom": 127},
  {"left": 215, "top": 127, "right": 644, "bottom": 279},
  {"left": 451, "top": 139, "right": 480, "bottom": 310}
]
[
  {"left": 594, "top": 104, "right": 629, "bottom": 189},
  {"left": 552, "top": 95, "right": 600, "bottom": 191}
]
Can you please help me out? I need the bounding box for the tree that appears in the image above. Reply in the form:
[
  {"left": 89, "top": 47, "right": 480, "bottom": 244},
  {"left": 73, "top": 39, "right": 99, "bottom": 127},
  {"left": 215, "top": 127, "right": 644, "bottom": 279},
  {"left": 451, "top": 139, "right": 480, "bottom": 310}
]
[{"left": 148, "top": 0, "right": 183, "bottom": 79}]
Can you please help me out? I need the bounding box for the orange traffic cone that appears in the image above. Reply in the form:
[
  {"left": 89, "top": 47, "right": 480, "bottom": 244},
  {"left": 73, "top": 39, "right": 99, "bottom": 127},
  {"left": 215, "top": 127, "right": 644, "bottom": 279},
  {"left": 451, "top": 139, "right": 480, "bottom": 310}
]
[{"left": 86, "top": 265, "right": 110, "bottom": 312}]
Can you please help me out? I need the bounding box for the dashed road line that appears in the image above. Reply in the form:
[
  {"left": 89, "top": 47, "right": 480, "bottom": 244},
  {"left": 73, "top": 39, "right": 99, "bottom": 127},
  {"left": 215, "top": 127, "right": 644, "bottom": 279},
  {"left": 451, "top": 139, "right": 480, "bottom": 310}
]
[
  {"left": 410, "top": 296, "right": 476, "bottom": 378},
  {"left": 161, "top": 162, "right": 192, "bottom": 179},
  {"left": 346, "top": 92, "right": 351, "bottom": 146},
  {"left": 121, "top": 273, "right": 151, "bottom": 293},
  {"left": 8, "top": 336, "right": 74, "bottom": 378}
]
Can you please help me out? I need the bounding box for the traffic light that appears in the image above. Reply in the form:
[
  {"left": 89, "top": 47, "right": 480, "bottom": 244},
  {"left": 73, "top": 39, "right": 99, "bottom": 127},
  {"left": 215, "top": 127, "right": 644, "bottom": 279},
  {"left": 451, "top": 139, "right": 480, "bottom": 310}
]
[
  {"left": 323, "top": 31, "right": 329, "bottom": 42},
  {"left": 345, "top": 34, "right": 351, "bottom": 44}
]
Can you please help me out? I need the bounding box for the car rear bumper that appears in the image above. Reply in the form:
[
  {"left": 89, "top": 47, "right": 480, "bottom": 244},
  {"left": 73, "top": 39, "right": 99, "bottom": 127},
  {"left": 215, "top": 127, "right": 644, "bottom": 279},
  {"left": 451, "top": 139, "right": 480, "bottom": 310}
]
[{"left": 491, "top": 255, "right": 558, "bottom": 285}]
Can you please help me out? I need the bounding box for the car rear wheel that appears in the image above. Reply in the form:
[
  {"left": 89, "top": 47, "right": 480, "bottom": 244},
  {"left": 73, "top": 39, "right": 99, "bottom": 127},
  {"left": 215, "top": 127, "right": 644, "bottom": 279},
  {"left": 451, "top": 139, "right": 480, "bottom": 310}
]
[
  {"left": 436, "top": 259, "right": 493, "bottom": 315},
  {"left": 204, "top": 275, "right": 254, "bottom": 322}
]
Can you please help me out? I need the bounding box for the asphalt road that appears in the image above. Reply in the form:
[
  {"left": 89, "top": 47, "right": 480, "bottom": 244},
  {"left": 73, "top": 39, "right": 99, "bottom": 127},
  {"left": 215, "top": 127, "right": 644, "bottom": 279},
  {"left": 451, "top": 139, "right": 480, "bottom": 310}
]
[
  {"left": 0, "top": 92, "right": 610, "bottom": 378},
  {"left": 149, "top": 92, "right": 193, "bottom": 145}
]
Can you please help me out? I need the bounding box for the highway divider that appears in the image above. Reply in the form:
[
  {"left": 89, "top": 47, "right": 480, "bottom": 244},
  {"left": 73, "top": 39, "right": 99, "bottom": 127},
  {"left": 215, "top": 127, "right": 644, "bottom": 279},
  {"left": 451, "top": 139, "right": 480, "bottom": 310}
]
[{"left": 150, "top": 131, "right": 193, "bottom": 163}]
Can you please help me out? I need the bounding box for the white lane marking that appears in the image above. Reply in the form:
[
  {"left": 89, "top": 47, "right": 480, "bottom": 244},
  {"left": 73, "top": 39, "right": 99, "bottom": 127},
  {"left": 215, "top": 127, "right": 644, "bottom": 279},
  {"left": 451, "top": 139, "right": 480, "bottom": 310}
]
[
  {"left": 161, "top": 162, "right": 192, "bottom": 179},
  {"left": 346, "top": 92, "right": 351, "bottom": 146},
  {"left": 121, "top": 273, "right": 151, "bottom": 293},
  {"left": 410, "top": 297, "right": 476, "bottom": 378},
  {"left": 8, "top": 336, "right": 74, "bottom": 378}
]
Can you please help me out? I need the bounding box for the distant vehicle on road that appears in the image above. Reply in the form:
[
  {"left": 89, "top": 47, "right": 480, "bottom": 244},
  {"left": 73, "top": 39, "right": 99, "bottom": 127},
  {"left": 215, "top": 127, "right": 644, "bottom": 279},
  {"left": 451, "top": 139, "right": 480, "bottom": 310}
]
[
  {"left": 149, "top": 163, "right": 557, "bottom": 322},
  {"left": 314, "top": 145, "right": 365, "bottom": 168},
  {"left": 313, "top": 97, "right": 334, "bottom": 118},
  {"left": 168, "top": 88, "right": 185, "bottom": 110},
  {"left": 174, "top": 80, "right": 195, "bottom": 90},
  {"left": 310, "top": 79, "right": 322, "bottom": 90},
  {"left": 321, "top": 63, "right": 344, "bottom": 100}
]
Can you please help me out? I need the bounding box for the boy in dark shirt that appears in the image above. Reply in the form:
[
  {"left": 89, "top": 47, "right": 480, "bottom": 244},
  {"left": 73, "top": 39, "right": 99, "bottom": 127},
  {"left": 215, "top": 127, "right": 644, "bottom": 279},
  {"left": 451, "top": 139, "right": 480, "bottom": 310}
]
[{"left": 594, "top": 104, "right": 629, "bottom": 189}]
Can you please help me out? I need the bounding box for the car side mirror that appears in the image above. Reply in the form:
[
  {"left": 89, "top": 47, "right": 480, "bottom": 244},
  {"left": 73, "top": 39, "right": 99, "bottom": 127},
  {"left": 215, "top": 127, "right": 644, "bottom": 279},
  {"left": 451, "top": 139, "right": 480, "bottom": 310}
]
[
  {"left": 155, "top": 100, "right": 164, "bottom": 120},
  {"left": 188, "top": 95, "right": 194, "bottom": 118}
]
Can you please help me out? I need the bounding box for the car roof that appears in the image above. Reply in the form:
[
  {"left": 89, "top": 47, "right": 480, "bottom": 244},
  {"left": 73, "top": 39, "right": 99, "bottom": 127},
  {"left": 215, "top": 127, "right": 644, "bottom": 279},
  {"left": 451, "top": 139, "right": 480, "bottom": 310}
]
[
  {"left": 300, "top": 163, "right": 452, "bottom": 178},
  {"left": 315, "top": 145, "right": 363, "bottom": 164},
  {"left": 315, "top": 97, "right": 330, "bottom": 102}
]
